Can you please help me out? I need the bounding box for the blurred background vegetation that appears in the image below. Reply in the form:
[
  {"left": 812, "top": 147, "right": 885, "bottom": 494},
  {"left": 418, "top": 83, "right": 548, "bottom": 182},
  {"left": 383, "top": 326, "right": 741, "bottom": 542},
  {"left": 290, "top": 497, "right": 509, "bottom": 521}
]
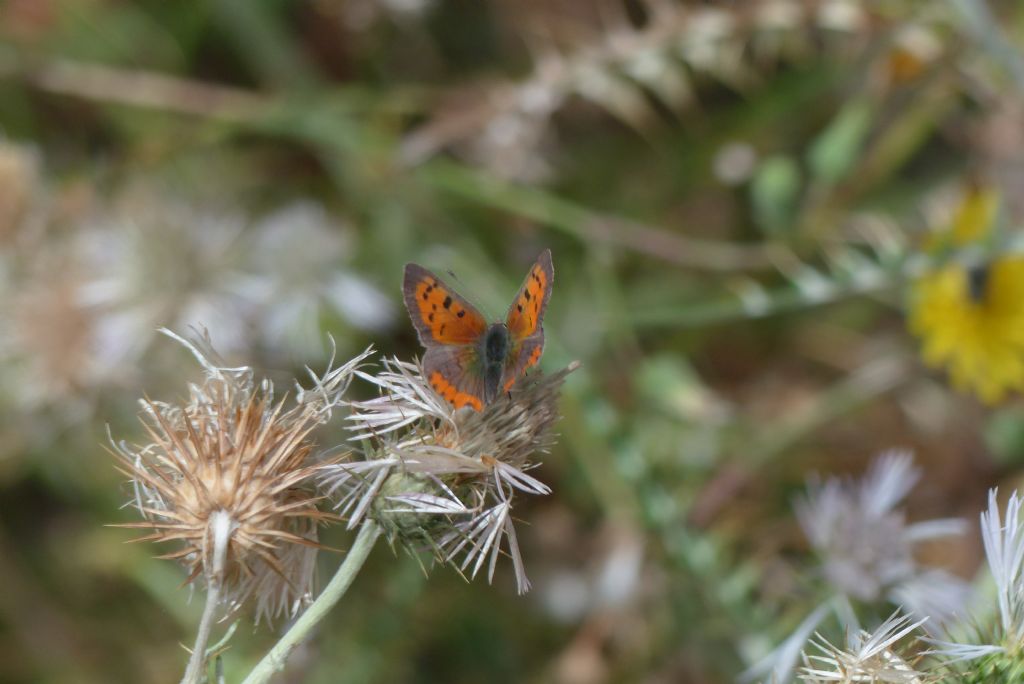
[{"left": 1, "top": 0, "right": 1023, "bottom": 681}]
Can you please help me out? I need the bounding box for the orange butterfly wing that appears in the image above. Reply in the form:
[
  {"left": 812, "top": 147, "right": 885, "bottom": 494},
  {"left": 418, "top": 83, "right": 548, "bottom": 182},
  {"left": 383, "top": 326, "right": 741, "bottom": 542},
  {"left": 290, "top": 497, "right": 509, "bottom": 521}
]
[
  {"left": 505, "top": 249, "right": 553, "bottom": 340},
  {"left": 403, "top": 263, "right": 487, "bottom": 346},
  {"left": 403, "top": 263, "right": 489, "bottom": 410},
  {"left": 502, "top": 249, "right": 553, "bottom": 391}
]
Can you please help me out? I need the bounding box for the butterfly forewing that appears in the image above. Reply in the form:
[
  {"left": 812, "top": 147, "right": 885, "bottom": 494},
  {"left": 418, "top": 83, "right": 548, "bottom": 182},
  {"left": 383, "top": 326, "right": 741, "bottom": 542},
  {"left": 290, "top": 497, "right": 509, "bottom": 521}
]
[
  {"left": 505, "top": 249, "right": 553, "bottom": 340},
  {"left": 403, "top": 263, "right": 488, "bottom": 346},
  {"left": 501, "top": 249, "right": 553, "bottom": 392}
]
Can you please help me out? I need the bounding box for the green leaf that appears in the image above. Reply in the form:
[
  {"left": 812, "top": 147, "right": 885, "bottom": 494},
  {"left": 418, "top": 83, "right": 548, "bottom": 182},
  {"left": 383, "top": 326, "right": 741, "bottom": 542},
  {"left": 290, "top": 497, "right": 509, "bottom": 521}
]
[
  {"left": 807, "top": 99, "right": 874, "bottom": 184},
  {"left": 751, "top": 155, "right": 801, "bottom": 236},
  {"left": 984, "top": 406, "right": 1024, "bottom": 467}
]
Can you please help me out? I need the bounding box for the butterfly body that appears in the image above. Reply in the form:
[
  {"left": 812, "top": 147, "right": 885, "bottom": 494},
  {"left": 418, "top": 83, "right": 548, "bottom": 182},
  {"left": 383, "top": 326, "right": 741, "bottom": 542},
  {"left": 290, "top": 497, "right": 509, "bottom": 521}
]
[
  {"left": 481, "top": 323, "right": 511, "bottom": 404},
  {"left": 403, "top": 250, "right": 553, "bottom": 411}
]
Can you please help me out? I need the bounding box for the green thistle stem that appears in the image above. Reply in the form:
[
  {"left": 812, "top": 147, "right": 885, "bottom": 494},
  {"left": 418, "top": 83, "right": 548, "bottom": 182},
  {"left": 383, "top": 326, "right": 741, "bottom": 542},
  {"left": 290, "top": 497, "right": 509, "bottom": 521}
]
[{"left": 241, "top": 521, "right": 381, "bottom": 684}]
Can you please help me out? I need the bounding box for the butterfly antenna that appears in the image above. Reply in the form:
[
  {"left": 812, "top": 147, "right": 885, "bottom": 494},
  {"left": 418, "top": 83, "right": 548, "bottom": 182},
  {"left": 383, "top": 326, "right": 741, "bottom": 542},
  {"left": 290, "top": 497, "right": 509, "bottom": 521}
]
[
  {"left": 445, "top": 269, "right": 477, "bottom": 301},
  {"left": 446, "top": 268, "right": 500, "bottom": 321}
]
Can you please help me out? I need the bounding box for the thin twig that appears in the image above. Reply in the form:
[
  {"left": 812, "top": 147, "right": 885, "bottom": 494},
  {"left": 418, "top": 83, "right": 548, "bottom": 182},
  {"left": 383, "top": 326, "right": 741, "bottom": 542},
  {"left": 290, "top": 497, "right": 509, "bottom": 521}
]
[
  {"left": 421, "top": 159, "right": 785, "bottom": 272},
  {"left": 0, "top": 52, "right": 268, "bottom": 122},
  {"left": 0, "top": 48, "right": 783, "bottom": 273},
  {"left": 629, "top": 234, "right": 1024, "bottom": 328},
  {"left": 0, "top": 47, "right": 423, "bottom": 120}
]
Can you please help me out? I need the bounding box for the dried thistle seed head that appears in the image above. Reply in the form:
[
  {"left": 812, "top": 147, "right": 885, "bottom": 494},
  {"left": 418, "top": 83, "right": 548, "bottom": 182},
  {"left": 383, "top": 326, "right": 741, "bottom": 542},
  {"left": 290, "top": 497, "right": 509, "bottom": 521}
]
[
  {"left": 2, "top": 267, "right": 98, "bottom": 409},
  {"left": 321, "top": 357, "right": 579, "bottom": 594},
  {"left": 449, "top": 362, "right": 570, "bottom": 466},
  {"left": 112, "top": 330, "right": 371, "bottom": 623}
]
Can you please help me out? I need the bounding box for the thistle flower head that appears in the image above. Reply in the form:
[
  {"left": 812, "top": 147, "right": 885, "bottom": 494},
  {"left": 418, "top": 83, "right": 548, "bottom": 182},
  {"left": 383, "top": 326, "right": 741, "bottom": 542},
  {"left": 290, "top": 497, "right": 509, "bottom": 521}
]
[
  {"left": 245, "top": 201, "right": 396, "bottom": 354},
  {"left": 74, "top": 190, "right": 391, "bottom": 366},
  {"left": 112, "top": 329, "right": 371, "bottom": 623},
  {"left": 980, "top": 489, "right": 1024, "bottom": 644},
  {"left": 796, "top": 450, "right": 967, "bottom": 621},
  {"left": 0, "top": 262, "right": 101, "bottom": 411},
  {"left": 798, "top": 610, "right": 928, "bottom": 683},
  {"left": 320, "top": 357, "right": 577, "bottom": 594},
  {"left": 746, "top": 452, "right": 966, "bottom": 684},
  {"left": 931, "top": 489, "right": 1024, "bottom": 670}
]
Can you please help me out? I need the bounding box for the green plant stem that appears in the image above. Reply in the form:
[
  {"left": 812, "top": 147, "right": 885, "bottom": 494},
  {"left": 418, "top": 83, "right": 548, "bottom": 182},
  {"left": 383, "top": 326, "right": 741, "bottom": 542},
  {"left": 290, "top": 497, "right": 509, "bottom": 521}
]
[
  {"left": 419, "top": 160, "right": 781, "bottom": 273},
  {"left": 241, "top": 521, "right": 381, "bottom": 684},
  {"left": 181, "top": 585, "right": 222, "bottom": 684}
]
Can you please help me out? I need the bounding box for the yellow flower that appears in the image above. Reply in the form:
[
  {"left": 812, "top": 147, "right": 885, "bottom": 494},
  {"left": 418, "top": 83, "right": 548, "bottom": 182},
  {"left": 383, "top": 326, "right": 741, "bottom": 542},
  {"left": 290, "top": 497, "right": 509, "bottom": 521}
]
[
  {"left": 926, "top": 184, "right": 1000, "bottom": 251},
  {"left": 950, "top": 184, "right": 999, "bottom": 245},
  {"left": 910, "top": 257, "right": 1024, "bottom": 403}
]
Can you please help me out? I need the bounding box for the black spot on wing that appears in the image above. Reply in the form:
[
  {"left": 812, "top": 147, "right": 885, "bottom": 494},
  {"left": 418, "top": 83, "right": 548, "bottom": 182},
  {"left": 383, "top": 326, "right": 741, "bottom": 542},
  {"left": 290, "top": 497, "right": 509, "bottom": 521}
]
[{"left": 443, "top": 296, "right": 452, "bottom": 309}]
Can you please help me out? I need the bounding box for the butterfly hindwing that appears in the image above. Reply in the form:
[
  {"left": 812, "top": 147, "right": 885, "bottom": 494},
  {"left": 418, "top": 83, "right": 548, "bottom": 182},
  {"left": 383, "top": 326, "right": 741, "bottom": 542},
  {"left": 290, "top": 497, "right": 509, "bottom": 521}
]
[
  {"left": 501, "top": 334, "right": 544, "bottom": 393},
  {"left": 403, "top": 263, "right": 488, "bottom": 346},
  {"left": 423, "top": 345, "right": 485, "bottom": 411},
  {"left": 505, "top": 249, "right": 553, "bottom": 341}
]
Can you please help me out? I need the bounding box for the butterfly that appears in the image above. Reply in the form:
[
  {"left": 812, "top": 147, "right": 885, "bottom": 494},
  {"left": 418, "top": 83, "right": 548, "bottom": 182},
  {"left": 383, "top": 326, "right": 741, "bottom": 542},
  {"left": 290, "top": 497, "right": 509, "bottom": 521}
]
[{"left": 402, "top": 250, "right": 553, "bottom": 411}]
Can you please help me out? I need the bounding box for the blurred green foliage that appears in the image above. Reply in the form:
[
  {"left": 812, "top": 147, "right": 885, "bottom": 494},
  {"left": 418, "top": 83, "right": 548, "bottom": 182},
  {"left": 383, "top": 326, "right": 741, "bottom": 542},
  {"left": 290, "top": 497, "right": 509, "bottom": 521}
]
[{"left": 0, "top": 0, "right": 1022, "bottom": 682}]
